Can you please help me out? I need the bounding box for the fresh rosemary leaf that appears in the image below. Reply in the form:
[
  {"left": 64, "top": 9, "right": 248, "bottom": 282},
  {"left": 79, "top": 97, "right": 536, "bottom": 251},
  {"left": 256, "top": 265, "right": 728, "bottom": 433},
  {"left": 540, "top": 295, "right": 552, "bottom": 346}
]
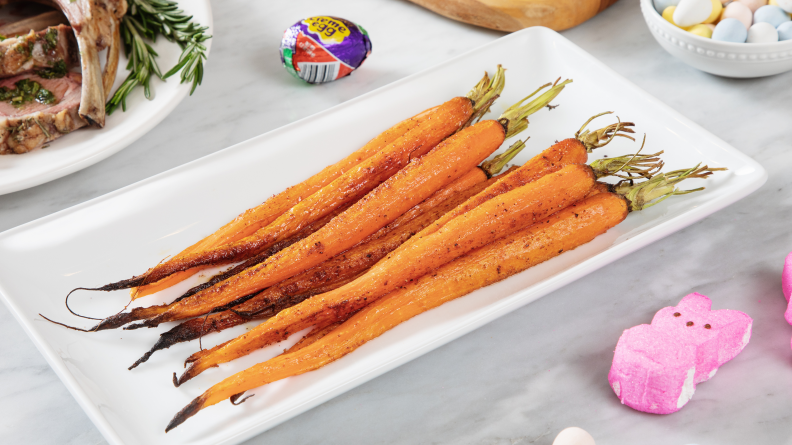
[{"left": 106, "top": 0, "right": 210, "bottom": 115}]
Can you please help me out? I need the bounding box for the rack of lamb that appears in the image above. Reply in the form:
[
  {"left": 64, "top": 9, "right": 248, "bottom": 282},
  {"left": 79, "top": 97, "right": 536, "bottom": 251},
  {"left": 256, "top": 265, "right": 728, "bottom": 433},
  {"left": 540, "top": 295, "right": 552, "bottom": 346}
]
[{"left": 0, "top": 0, "right": 126, "bottom": 155}]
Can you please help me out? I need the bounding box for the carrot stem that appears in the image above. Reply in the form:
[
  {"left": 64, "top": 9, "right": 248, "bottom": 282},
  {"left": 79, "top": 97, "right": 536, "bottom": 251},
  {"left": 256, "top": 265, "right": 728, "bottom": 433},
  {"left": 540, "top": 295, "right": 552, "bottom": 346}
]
[
  {"left": 575, "top": 112, "right": 635, "bottom": 152},
  {"left": 479, "top": 138, "right": 528, "bottom": 177},
  {"left": 613, "top": 163, "right": 727, "bottom": 211},
  {"left": 500, "top": 79, "right": 572, "bottom": 138}
]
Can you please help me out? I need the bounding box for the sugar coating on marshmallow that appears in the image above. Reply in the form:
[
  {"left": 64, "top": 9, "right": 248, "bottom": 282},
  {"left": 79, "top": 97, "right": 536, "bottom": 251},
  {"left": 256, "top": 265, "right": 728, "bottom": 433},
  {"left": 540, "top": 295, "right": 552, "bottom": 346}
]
[
  {"left": 608, "top": 293, "right": 752, "bottom": 414},
  {"left": 783, "top": 252, "right": 792, "bottom": 302},
  {"left": 783, "top": 253, "right": 792, "bottom": 326}
]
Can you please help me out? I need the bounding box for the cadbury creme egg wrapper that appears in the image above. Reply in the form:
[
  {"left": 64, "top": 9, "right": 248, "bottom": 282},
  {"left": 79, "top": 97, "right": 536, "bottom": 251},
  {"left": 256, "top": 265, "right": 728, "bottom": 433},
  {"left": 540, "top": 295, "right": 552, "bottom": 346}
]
[{"left": 280, "top": 16, "right": 372, "bottom": 84}]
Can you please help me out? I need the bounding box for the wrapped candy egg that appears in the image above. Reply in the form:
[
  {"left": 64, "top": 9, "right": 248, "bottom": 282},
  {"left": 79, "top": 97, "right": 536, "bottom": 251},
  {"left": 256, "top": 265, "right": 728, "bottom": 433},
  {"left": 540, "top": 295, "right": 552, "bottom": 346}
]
[{"left": 280, "top": 16, "right": 372, "bottom": 84}]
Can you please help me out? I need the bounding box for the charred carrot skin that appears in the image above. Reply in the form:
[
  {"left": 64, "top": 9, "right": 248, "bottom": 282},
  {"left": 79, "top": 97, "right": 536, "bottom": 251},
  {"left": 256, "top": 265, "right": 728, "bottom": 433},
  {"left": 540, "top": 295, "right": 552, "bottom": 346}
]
[
  {"left": 177, "top": 174, "right": 499, "bottom": 366},
  {"left": 114, "top": 171, "right": 490, "bottom": 335},
  {"left": 131, "top": 106, "right": 442, "bottom": 298},
  {"left": 165, "top": 192, "right": 628, "bottom": 431},
  {"left": 118, "top": 97, "right": 476, "bottom": 291},
  {"left": 139, "top": 119, "right": 510, "bottom": 331},
  {"left": 421, "top": 112, "right": 634, "bottom": 238},
  {"left": 91, "top": 201, "right": 354, "bottom": 331},
  {"left": 172, "top": 180, "right": 608, "bottom": 368},
  {"left": 175, "top": 164, "right": 595, "bottom": 384},
  {"left": 129, "top": 173, "right": 492, "bottom": 368},
  {"left": 423, "top": 137, "right": 590, "bottom": 236}
]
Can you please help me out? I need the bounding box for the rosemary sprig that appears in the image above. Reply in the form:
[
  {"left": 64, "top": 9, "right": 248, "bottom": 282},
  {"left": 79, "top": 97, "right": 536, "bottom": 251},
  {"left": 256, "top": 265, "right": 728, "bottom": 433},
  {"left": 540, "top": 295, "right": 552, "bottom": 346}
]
[{"left": 106, "top": 0, "right": 211, "bottom": 115}]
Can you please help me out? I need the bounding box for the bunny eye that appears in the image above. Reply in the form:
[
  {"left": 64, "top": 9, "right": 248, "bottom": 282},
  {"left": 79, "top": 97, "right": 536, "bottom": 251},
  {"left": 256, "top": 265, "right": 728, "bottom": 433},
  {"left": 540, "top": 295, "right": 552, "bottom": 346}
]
[
  {"left": 673, "top": 312, "right": 681, "bottom": 317},
  {"left": 686, "top": 321, "right": 694, "bottom": 327},
  {"left": 704, "top": 324, "right": 711, "bottom": 329}
]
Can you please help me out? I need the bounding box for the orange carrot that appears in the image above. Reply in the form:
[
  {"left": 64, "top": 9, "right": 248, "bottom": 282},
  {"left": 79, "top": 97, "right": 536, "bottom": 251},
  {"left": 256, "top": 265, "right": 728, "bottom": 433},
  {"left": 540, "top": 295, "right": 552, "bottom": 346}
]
[
  {"left": 165, "top": 192, "right": 628, "bottom": 431},
  {"left": 98, "top": 67, "right": 507, "bottom": 299},
  {"left": 117, "top": 96, "right": 477, "bottom": 293},
  {"left": 131, "top": 109, "right": 436, "bottom": 298},
  {"left": 122, "top": 80, "right": 571, "bottom": 332},
  {"left": 174, "top": 162, "right": 594, "bottom": 385},
  {"left": 422, "top": 112, "right": 635, "bottom": 237},
  {"left": 127, "top": 168, "right": 496, "bottom": 368}
]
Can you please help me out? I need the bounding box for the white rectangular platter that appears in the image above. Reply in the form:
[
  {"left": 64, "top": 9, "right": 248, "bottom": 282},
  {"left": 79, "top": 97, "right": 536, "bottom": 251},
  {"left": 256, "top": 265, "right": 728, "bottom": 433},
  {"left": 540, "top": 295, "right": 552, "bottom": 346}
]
[{"left": 0, "top": 28, "right": 766, "bottom": 445}]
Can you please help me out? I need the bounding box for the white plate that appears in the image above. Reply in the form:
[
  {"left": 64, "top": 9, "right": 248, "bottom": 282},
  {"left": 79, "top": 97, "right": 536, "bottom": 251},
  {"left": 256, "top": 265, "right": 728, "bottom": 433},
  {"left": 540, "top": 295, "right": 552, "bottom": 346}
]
[
  {"left": 0, "top": 28, "right": 766, "bottom": 445},
  {"left": 0, "top": 0, "right": 213, "bottom": 195}
]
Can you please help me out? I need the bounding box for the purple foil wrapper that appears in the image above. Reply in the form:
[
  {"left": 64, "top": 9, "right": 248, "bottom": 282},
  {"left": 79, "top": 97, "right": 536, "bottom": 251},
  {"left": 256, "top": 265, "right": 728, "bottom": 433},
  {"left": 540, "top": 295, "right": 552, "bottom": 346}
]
[{"left": 280, "top": 16, "right": 372, "bottom": 84}]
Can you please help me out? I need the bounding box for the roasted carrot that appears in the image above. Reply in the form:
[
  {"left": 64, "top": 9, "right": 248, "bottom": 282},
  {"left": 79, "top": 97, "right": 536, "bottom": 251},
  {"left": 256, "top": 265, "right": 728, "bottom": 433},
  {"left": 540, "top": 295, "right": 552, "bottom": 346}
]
[
  {"left": 109, "top": 96, "right": 478, "bottom": 292},
  {"left": 127, "top": 168, "right": 498, "bottom": 368},
  {"left": 284, "top": 319, "right": 346, "bottom": 354},
  {"left": 421, "top": 112, "right": 635, "bottom": 237},
  {"left": 165, "top": 192, "right": 629, "bottom": 431},
  {"left": 174, "top": 162, "right": 594, "bottom": 385},
  {"left": 99, "top": 167, "right": 505, "bottom": 338},
  {"left": 82, "top": 67, "right": 507, "bottom": 300},
  {"left": 87, "top": 200, "right": 356, "bottom": 332},
  {"left": 122, "top": 81, "right": 571, "bottom": 332}
]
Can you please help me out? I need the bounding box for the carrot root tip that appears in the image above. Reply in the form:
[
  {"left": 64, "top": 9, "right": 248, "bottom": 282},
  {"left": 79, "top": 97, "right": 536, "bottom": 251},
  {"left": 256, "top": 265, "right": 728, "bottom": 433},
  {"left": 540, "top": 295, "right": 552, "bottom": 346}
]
[
  {"left": 165, "top": 395, "right": 205, "bottom": 432},
  {"left": 230, "top": 392, "right": 254, "bottom": 405}
]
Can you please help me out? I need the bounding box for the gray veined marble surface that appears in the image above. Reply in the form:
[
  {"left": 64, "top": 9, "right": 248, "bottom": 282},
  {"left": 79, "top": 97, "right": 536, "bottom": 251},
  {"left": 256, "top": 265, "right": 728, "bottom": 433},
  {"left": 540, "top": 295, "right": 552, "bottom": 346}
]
[{"left": 1, "top": 0, "right": 791, "bottom": 444}]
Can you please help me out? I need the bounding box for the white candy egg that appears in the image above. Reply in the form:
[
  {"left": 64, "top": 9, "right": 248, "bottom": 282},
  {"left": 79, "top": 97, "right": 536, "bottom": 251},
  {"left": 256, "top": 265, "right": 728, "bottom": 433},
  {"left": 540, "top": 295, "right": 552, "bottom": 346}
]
[
  {"left": 775, "top": 0, "right": 792, "bottom": 12},
  {"left": 722, "top": 1, "right": 754, "bottom": 29},
  {"left": 553, "top": 427, "right": 596, "bottom": 445},
  {"left": 747, "top": 21, "right": 780, "bottom": 41},
  {"left": 674, "top": 0, "right": 714, "bottom": 26}
]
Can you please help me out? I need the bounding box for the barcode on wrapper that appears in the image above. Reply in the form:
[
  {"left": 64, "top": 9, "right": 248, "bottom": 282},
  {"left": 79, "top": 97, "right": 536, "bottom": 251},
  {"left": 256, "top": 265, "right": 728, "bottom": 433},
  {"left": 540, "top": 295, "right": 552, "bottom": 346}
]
[{"left": 296, "top": 62, "right": 339, "bottom": 83}]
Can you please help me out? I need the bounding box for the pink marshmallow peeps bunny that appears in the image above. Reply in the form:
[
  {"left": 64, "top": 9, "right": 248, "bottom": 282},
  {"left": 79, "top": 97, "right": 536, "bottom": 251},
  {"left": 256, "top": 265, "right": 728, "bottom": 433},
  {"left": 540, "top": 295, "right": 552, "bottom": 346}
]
[
  {"left": 608, "top": 293, "right": 752, "bottom": 414},
  {"left": 783, "top": 252, "right": 792, "bottom": 350},
  {"left": 783, "top": 252, "right": 792, "bottom": 322}
]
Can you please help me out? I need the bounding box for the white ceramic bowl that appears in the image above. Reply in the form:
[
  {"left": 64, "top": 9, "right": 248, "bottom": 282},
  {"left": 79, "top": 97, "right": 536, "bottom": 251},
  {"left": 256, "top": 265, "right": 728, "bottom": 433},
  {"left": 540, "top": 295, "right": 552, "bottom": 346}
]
[{"left": 641, "top": 0, "right": 792, "bottom": 77}]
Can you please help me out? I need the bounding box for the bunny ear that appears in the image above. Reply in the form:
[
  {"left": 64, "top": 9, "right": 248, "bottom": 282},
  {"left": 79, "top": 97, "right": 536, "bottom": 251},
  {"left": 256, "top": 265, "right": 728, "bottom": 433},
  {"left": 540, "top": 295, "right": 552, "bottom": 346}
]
[{"left": 676, "top": 293, "right": 712, "bottom": 312}]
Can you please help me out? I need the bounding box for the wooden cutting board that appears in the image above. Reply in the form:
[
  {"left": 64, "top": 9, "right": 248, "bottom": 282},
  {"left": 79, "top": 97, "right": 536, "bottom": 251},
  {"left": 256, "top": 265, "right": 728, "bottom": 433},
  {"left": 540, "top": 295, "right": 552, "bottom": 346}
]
[{"left": 407, "top": 0, "right": 620, "bottom": 32}]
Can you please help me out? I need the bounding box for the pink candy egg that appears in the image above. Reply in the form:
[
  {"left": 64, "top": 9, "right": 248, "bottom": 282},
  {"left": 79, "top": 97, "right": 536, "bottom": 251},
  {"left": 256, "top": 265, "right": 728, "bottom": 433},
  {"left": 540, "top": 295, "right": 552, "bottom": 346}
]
[
  {"left": 723, "top": 1, "right": 754, "bottom": 28},
  {"left": 739, "top": 0, "right": 768, "bottom": 13}
]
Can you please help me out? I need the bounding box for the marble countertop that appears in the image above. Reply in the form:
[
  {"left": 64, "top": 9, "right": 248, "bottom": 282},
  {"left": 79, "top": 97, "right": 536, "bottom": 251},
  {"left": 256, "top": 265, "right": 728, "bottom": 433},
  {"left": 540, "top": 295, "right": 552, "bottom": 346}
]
[{"left": 2, "top": 0, "right": 792, "bottom": 444}]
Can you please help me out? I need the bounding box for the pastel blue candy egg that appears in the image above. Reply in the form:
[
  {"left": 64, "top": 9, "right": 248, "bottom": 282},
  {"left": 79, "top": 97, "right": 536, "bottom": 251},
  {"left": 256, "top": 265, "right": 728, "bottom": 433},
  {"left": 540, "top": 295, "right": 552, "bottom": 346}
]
[
  {"left": 712, "top": 18, "right": 749, "bottom": 42},
  {"left": 779, "top": 21, "right": 792, "bottom": 40},
  {"left": 654, "top": 0, "right": 681, "bottom": 14},
  {"left": 754, "top": 5, "right": 792, "bottom": 27}
]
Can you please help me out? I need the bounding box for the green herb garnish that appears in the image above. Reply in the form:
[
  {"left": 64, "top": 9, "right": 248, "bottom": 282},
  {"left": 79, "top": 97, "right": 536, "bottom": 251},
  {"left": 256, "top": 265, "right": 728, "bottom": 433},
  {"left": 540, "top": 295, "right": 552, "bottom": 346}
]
[
  {"left": 0, "top": 79, "right": 57, "bottom": 107},
  {"left": 14, "top": 40, "right": 30, "bottom": 55},
  {"left": 37, "top": 60, "right": 68, "bottom": 79},
  {"left": 44, "top": 28, "right": 59, "bottom": 51},
  {"left": 106, "top": 0, "right": 211, "bottom": 114}
]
